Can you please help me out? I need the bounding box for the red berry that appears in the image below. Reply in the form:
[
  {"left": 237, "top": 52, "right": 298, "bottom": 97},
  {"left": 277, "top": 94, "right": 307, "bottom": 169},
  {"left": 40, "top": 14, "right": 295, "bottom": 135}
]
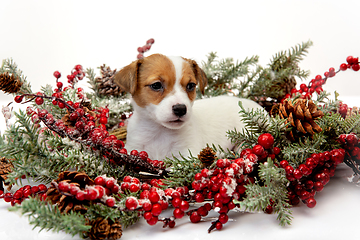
[
  {"left": 151, "top": 203, "right": 162, "bottom": 216},
  {"left": 125, "top": 197, "right": 138, "bottom": 210},
  {"left": 53, "top": 71, "right": 61, "bottom": 78},
  {"left": 129, "top": 184, "right": 140, "bottom": 193},
  {"left": 252, "top": 144, "right": 265, "bottom": 156},
  {"left": 313, "top": 181, "right": 324, "bottom": 192},
  {"left": 179, "top": 200, "right": 189, "bottom": 211},
  {"left": 215, "top": 221, "right": 223, "bottom": 230},
  {"left": 130, "top": 149, "right": 139, "bottom": 156},
  {"left": 148, "top": 191, "right": 160, "bottom": 203},
  {"left": 58, "top": 181, "right": 70, "bottom": 192},
  {"left": 279, "top": 160, "right": 288, "bottom": 168},
  {"left": 340, "top": 63, "right": 348, "bottom": 71},
  {"left": 173, "top": 208, "right": 185, "bottom": 219},
  {"left": 190, "top": 211, "right": 202, "bottom": 223},
  {"left": 143, "top": 211, "right": 152, "bottom": 221},
  {"left": 146, "top": 38, "right": 155, "bottom": 45},
  {"left": 352, "top": 64, "right": 360, "bottom": 71},
  {"left": 146, "top": 216, "right": 158, "bottom": 225},
  {"left": 138, "top": 151, "right": 148, "bottom": 160},
  {"left": 258, "top": 133, "right": 274, "bottom": 149},
  {"left": 99, "top": 117, "right": 108, "bottom": 125},
  {"left": 218, "top": 213, "right": 229, "bottom": 224},
  {"left": 273, "top": 147, "right": 281, "bottom": 155},
  {"left": 195, "top": 193, "right": 204, "bottom": 202},
  {"left": 106, "top": 197, "right": 116, "bottom": 207},
  {"left": 306, "top": 197, "right": 316, "bottom": 208},
  {"left": 106, "top": 179, "right": 115, "bottom": 189},
  {"left": 142, "top": 201, "right": 152, "bottom": 212},
  {"left": 35, "top": 97, "right": 44, "bottom": 105},
  {"left": 76, "top": 191, "right": 85, "bottom": 201},
  {"left": 14, "top": 95, "right": 23, "bottom": 103}
]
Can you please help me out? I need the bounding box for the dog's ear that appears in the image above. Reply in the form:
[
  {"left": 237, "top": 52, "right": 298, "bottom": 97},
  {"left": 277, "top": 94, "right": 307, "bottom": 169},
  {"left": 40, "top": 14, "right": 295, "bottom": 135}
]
[
  {"left": 114, "top": 59, "right": 143, "bottom": 95},
  {"left": 184, "top": 58, "right": 208, "bottom": 95}
]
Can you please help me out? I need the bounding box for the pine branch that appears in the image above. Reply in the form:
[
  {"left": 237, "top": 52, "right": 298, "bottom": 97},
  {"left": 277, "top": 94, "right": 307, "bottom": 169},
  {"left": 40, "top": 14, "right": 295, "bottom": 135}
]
[
  {"left": 236, "top": 159, "right": 293, "bottom": 226},
  {"left": 199, "top": 52, "right": 259, "bottom": 98},
  {"left": 228, "top": 101, "right": 289, "bottom": 149},
  {"left": 163, "top": 152, "right": 203, "bottom": 188},
  {"left": 9, "top": 197, "right": 90, "bottom": 237},
  {"left": 282, "top": 137, "right": 326, "bottom": 167}
]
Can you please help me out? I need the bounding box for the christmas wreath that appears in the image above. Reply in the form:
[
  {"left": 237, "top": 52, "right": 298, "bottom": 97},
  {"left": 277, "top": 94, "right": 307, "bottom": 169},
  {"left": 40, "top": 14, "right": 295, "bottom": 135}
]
[{"left": 0, "top": 39, "right": 359, "bottom": 239}]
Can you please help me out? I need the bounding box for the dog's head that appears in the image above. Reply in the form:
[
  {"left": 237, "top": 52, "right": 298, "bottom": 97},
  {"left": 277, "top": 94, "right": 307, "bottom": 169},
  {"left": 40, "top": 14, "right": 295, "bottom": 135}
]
[{"left": 114, "top": 54, "right": 208, "bottom": 129}]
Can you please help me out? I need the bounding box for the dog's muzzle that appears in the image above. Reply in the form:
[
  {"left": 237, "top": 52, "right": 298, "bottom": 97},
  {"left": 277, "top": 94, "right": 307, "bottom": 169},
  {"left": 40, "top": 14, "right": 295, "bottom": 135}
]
[{"left": 172, "top": 104, "right": 187, "bottom": 117}]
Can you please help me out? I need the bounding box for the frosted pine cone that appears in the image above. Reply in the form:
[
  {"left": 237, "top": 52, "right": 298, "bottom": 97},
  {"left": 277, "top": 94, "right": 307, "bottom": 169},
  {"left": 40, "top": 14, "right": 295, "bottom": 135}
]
[
  {"left": 96, "top": 65, "right": 123, "bottom": 96},
  {"left": 270, "top": 99, "right": 324, "bottom": 142},
  {"left": 0, "top": 72, "right": 22, "bottom": 94}
]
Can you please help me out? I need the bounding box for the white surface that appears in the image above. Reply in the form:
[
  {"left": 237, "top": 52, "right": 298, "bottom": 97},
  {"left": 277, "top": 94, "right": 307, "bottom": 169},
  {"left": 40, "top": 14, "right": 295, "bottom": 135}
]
[{"left": 0, "top": 164, "right": 359, "bottom": 240}]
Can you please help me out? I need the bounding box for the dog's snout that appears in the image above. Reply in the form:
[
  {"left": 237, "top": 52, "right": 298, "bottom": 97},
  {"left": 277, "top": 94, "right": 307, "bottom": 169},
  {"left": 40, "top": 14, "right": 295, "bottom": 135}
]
[{"left": 172, "top": 104, "right": 187, "bottom": 117}]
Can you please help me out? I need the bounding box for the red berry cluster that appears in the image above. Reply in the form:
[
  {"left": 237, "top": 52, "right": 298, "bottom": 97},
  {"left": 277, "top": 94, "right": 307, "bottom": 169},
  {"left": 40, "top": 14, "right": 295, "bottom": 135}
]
[
  {"left": 0, "top": 184, "right": 47, "bottom": 206},
  {"left": 54, "top": 175, "right": 117, "bottom": 207},
  {"left": 122, "top": 176, "right": 189, "bottom": 228},
  {"left": 53, "top": 64, "right": 85, "bottom": 89},
  {"left": 282, "top": 55, "right": 359, "bottom": 102},
  {"left": 189, "top": 133, "right": 280, "bottom": 232},
  {"left": 338, "top": 133, "right": 360, "bottom": 161},
  {"left": 137, "top": 38, "right": 155, "bottom": 59},
  {"left": 280, "top": 149, "right": 345, "bottom": 208},
  {"left": 16, "top": 89, "right": 165, "bottom": 174}
]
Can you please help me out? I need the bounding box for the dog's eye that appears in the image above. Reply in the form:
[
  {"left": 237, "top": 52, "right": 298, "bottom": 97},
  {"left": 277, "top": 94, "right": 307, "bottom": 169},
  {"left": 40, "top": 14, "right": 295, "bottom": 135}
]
[
  {"left": 149, "top": 82, "right": 164, "bottom": 91},
  {"left": 186, "top": 82, "right": 196, "bottom": 92}
]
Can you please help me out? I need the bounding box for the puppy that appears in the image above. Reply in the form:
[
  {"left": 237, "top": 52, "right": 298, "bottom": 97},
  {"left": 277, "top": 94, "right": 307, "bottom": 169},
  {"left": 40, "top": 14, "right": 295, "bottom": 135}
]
[{"left": 114, "top": 54, "right": 263, "bottom": 160}]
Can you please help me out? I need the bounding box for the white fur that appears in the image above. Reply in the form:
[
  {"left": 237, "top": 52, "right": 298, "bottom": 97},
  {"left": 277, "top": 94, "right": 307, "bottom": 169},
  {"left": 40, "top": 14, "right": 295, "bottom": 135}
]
[{"left": 124, "top": 56, "right": 264, "bottom": 160}]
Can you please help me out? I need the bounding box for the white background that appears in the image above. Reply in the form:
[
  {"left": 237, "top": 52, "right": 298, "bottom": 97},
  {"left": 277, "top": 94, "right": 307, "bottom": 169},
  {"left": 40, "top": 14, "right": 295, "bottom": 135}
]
[{"left": 0, "top": 0, "right": 360, "bottom": 239}]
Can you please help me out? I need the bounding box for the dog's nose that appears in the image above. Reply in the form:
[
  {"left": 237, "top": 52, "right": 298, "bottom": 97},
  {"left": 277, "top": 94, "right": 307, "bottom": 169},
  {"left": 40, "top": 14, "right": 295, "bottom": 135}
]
[{"left": 172, "top": 104, "right": 187, "bottom": 117}]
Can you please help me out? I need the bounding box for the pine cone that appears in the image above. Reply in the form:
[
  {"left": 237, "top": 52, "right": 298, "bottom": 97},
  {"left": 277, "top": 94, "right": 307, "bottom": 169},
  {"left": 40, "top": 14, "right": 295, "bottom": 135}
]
[
  {"left": 0, "top": 72, "right": 22, "bottom": 94},
  {"left": 46, "top": 171, "right": 94, "bottom": 214},
  {"left": 270, "top": 99, "right": 324, "bottom": 142},
  {"left": 96, "top": 65, "right": 124, "bottom": 97},
  {"left": 86, "top": 218, "right": 123, "bottom": 240},
  {"left": 0, "top": 157, "right": 14, "bottom": 191},
  {"left": 198, "top": 147, "right": 217, "bottom": 168}
]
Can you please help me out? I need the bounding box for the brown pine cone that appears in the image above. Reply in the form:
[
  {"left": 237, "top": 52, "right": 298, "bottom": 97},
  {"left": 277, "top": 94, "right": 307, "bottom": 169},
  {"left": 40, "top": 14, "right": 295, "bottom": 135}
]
[
  {"left": 198, "top": 147, "right": 217, "bottom": 168},
  {"left": 86, "top": 218, "right": 123, "bottom": 240},
  {"left": 0, "top": 157, "right": 14, "bottom": 191},
  {"left": 0, "top": 72, "right": 22, "bottom": 94},
  {"left": 270, "top": 99, "right": 324, "bottom": 142},
  {"left": 96, "top": 65, "right": 124, "bottom": 97},
  {"left": 46, "top": 171, "right": 94, "bottom": 214}
]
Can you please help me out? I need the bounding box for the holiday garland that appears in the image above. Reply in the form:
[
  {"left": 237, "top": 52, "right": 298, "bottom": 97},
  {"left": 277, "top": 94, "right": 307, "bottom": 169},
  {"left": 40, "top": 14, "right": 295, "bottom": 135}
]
[{"left": 0, "top": 39, "right": 359, "bottom": 239}]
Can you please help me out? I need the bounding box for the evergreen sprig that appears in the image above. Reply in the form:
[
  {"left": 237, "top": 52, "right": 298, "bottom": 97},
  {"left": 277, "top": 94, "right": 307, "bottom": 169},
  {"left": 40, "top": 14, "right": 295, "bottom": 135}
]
[
  {"left": 9, "top": 197, "right": 90, "bottom": 237},
  {"left": 163, "top": 152, "right": 203, "bottom": 188},
  {"left": 199, "top": 52, "right": 259, "bottom": 98},
  {"left": 227, "top": 100, "right": 289, "bottom": 149},
  {"left": 236, "top": 159, "right": 292, "bottom": 226}
]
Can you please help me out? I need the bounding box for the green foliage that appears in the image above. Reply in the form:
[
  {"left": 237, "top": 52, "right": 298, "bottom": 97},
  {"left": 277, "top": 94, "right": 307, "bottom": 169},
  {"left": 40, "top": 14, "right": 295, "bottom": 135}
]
[
  {"left": 199, "top": 52, "right": 259, "bottom": 98},
  {"left": 0, "top": 110, "right": 129, "bottom": 184},
  {"left": 227, "top": 100, "right": 290, "bottom": 149},
  {"left": 163, "top": 152, "right": 203, "bottom": 188},
  {"left": 236, "top": 159, "right": 293, "bottom": 226},
  {"left": 86, "top": 203, "right": 139, "bottom": 229},
  {"left": 246, "top": 40, "right": 313, "bottom": 101},
  {"left": 9, "top": 197, "right": 90, "bottom": 237}
]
